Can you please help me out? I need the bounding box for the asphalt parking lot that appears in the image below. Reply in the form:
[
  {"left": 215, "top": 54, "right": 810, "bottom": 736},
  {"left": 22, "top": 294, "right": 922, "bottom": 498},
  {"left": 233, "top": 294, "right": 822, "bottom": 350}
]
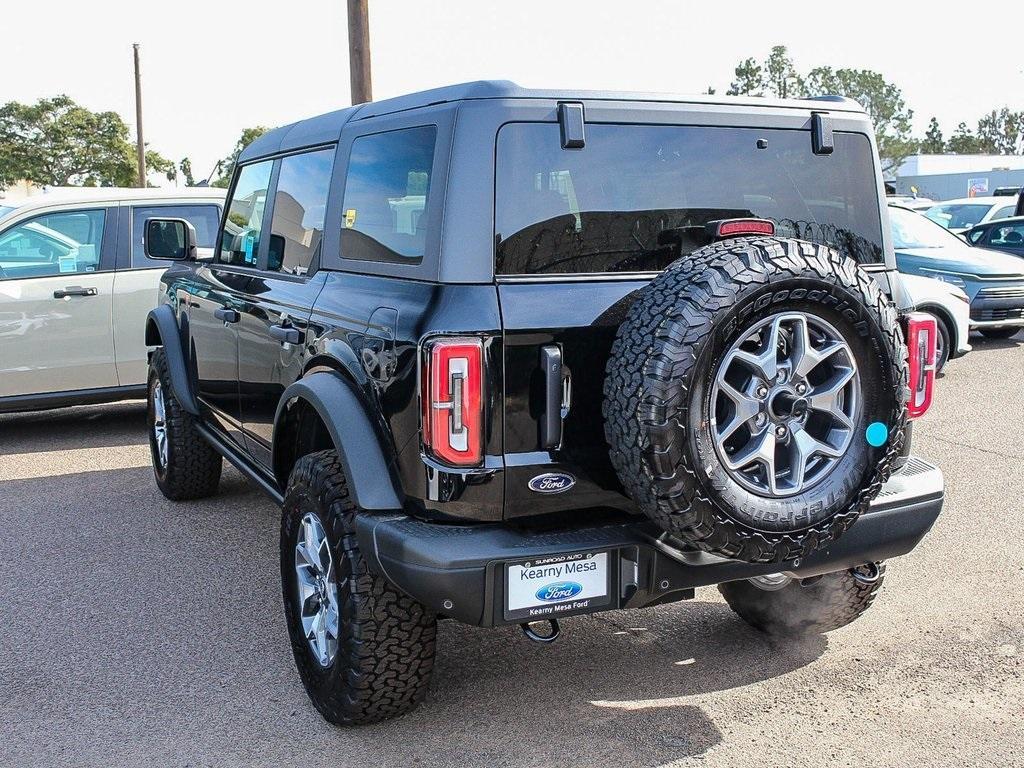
[{"left": 2, "top": 335, "right": 1023, "bottom": 768}]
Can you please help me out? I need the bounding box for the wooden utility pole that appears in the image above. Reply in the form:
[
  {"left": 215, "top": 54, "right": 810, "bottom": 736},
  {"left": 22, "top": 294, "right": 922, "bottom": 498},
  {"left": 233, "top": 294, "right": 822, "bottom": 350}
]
[
  {"left": 347, "top": 0, "right": 372, "bottom": 104},
  {"left": 132, "top": 43, "right": 146, "bottom": 187}
]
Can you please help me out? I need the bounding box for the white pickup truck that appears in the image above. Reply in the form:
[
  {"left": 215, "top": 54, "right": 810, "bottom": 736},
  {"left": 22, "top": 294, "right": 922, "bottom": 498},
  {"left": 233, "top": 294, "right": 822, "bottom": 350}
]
[{"left": 0, "top": 188, "right": 224, "bottom": 412}]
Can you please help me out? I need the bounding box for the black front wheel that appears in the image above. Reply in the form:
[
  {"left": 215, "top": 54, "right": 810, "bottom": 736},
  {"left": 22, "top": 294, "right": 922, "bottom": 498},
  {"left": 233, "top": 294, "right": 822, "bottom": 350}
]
[{"left": 147, "top": 348, "right": 222, "bottom": 501}]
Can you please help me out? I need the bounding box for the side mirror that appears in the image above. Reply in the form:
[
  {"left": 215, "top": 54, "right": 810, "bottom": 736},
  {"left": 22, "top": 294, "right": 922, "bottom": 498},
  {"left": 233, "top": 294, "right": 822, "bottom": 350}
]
[{"left": 144, "top": 218, "right": 197, "bottom": 261}]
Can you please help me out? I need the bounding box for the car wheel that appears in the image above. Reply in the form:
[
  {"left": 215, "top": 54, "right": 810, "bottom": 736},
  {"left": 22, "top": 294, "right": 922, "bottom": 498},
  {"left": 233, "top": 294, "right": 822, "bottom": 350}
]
[
  {"left": 603, "top": 237, "right": 909, "bottom": 564},
  {"left": 280, "top": 449, "right": 437, "bottom": 725},
  {"left": 148, "top": 348, "right": 222, "bottom": 500},
  {"left": 719, "top": 562, "right": 886, "bottom": 637},
  {"left": 924, "top": 312, "right": 950, "bottom": 372}
]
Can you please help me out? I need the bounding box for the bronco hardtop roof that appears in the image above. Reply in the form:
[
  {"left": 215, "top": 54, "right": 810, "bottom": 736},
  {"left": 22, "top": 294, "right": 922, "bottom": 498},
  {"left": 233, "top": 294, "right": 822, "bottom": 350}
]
[{"left": 240, "top": 80, "right": 866, "bottom": 162}]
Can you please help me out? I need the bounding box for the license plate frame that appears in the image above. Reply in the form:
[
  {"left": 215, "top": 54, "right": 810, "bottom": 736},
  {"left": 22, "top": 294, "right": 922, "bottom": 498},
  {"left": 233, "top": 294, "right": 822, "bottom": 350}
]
[{"left": 503, "top": 549, "right": 612, "bottom": 622}]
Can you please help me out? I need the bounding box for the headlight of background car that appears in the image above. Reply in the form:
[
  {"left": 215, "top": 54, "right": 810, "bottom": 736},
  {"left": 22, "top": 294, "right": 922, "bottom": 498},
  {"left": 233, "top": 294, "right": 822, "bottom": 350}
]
[{"left": 923, "top": 270, "right": 968, "bottom": 289}]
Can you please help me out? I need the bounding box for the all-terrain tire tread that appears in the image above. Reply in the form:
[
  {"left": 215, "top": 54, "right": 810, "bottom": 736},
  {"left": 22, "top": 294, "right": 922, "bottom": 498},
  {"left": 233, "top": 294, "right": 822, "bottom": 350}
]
[
  {"left": 149, "top": 348, "right": 222, "bottom": 501},
  {"left": 603, "top": 237, "right": 909, "bottom": 563},
  {"left": 283, "top": 450, "right": 436, "bottom": 726},
  {"left": 718, "top": 563, "right": 887, "bottom": 636}
]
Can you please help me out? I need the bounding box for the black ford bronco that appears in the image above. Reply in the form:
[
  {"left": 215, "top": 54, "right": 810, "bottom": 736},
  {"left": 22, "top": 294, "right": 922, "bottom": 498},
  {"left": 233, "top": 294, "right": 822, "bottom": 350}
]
[{"left": 142, "top": 81, "right": 944, "bottom": 725}]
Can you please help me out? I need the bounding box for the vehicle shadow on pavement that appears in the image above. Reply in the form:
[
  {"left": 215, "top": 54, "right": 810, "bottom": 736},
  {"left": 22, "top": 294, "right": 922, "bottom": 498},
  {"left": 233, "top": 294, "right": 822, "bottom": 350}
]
[
  {"left": 0, "top": 461, "right": 825, "bottom": 768},
  {"left": 0, "top": 400, "right": 148, "bottom": 455}
]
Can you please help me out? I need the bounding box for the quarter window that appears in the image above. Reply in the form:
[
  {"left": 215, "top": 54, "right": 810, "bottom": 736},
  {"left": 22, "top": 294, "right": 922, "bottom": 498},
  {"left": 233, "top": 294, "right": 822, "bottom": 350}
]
[
  {"left": 341, "top": 126, "right": 436, "bottom": 264},
  {"left": 266, "top": 148, "right": 335, "bottom": 276},
  {"left": 0, "top": 209, "right": 105, "bottom": 281},
  {"left": 219, "top": 160, "right": 273, "bottom": 266}
]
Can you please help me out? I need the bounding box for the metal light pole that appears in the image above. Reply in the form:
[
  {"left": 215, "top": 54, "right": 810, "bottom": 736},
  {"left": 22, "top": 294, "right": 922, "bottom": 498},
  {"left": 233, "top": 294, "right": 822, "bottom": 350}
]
[
  {"left": 133, "top": 43, "right": 146, "bottom": 187},
  {"left": 347, "top": 0, "right": 372, "bottom": 104}
]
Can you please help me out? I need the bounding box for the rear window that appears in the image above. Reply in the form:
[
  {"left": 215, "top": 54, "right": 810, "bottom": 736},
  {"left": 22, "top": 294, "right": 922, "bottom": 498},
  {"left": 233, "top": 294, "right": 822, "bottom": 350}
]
[{"left": 495, "top": 124, "right": 884, "bottom": 275}]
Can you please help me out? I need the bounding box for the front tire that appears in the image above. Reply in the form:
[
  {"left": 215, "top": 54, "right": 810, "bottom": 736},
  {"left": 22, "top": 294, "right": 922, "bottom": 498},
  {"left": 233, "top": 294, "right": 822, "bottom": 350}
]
[
  {"left": 280, "top": 450, "right": 437, "bottom": 725},
  {"left": 719, "top": 563, "right": 886, "bottom": 637},
  {"left": 148, "top": 348, "right": 222, "bottom": 500}
]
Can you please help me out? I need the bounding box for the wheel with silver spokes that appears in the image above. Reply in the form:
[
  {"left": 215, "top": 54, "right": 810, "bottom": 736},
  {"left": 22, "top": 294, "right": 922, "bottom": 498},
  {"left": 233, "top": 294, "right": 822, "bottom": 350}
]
[
  {"left": 294, "top": 512, "right": 339, "bottom": 667},
  {"left": 281, "top": 450, "right": 437, "bottom": 725},
  {"left": 710, "top": 312, "right": 860, "bottom": 498},
  {"left": 147, "top": 348, "right": 222, "bottom": 501},
  {"left": 151, "top": 378, "right": 169, "bottom": 468},
  {"left": 604, "top": 236, "right": 907, "bottom": 564}
]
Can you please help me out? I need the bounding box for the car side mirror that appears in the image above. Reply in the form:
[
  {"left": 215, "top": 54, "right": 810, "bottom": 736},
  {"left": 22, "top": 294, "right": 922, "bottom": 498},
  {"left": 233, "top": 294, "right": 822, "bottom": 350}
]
[{"left": 144, "top": 218, "right": 197, "bottom": 261}]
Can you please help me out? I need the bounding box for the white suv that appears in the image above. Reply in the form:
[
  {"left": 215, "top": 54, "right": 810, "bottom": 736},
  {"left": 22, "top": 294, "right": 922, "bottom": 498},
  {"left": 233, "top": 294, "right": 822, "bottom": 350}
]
[{"left": 0, "top": 188, "right": 224, "bottom": 412}]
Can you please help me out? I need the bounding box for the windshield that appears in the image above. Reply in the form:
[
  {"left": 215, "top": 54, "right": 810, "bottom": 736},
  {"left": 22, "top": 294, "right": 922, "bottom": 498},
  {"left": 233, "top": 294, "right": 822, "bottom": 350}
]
[
  {"left": 495, "top": 124, "right": 884, "bottom": 275},
  {"left": 889, "top": 206, "right": 965, "bottom": 249},
  {"left": 925, "top": 203, "right": 991, "bottom": 230},
  {"left": 0, "top": 205, "right": 14, "bottom": 218}
]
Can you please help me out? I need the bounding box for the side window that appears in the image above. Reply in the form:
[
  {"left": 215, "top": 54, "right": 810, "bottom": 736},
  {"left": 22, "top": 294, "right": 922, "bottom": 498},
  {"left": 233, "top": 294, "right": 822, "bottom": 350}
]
[
  {"left": 266, "top": 148, "right": 335, "bottom": 276},
  {"left": 967, "top": 227, "right": 987, "bottom": 245},
  {"left": 132, "top": 204, "right": 221, "bottom": 268},
  {"left": 0, "top": 209, "right": 105, "bottom": 281},
  {"left": 990, "top": 224, "right": 1024, "bottom": 247},
  {"left": 340, "top": 126, "right": 437, "bottom": 264},
  {"left": 219, "top": 160, "right": 273, "bottom": 266}
]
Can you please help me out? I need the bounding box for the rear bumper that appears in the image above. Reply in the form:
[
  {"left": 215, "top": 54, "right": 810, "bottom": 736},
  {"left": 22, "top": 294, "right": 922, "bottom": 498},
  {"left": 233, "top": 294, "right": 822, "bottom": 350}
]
[{"left": 357, "top": 457, "right": 943, "bottom": 627}]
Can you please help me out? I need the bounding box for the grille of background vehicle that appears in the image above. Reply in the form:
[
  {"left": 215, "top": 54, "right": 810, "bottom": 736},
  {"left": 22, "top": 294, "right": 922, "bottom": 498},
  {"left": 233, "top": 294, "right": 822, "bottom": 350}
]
[
  {"left": 971, "top": 308, "right": 1024, "bottom": 321},
  {"left": 976, "top": 286, "right": 1024, "bottom": 299}
]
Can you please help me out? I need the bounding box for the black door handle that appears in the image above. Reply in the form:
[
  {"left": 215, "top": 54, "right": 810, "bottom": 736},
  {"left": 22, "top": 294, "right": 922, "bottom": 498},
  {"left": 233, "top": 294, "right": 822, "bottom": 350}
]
[
  {"left": 269, "top": 323, "right": 303, "bottom": 345},
  {"left": 214, "top": 307, "right": 239, "bottom": 324},
  {"left": 53, "top": 286, "right": 97, "bottom": 299},
  {"left": 540, "top": 344, "right": 571, "bottom": 449}
]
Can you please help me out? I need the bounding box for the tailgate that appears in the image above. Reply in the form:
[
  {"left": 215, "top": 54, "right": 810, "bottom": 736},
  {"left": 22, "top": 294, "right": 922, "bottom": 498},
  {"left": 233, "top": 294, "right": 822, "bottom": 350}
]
[{"left": 498, "top": 279, "right": 650, "bottom": 520}]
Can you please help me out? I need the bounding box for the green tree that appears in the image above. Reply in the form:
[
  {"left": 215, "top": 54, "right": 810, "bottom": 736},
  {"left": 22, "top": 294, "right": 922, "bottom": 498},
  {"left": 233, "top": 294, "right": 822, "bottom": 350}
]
[
  {"left": 764, "top": 45, "right": 805, "bottom": 99},
  {"left": 0, "top": 95, "right": 171, "bottom": 189},
  {"left": 727, "top": 57, "right": 764, "bottom": 96},
  {"left": 946, "top": 122, "right": 986, "bottom": 154},
  {"left": 178, "top": 157, "right": 196, "bottom": 186},
  {"left": 804, "top": 67, "right": 917, "bottom": 173},
  {"left": 976, "top": 108, "right": 1024, "bottom": 154},
  {"left": 211, "top": 126, "right": 270, "bottom": 188},
  {"left": 921, "top": 117, "right": 945, "bottom": 154}
]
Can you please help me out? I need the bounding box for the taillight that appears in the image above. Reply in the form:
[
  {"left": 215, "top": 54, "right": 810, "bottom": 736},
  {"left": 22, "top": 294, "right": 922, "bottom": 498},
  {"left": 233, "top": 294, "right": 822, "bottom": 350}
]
[
  {"left": 904, "top": 312, "right": 937, "bottom": 419},
  {"left": 422, "top": 338, "right": 484, "bottom": 466}
]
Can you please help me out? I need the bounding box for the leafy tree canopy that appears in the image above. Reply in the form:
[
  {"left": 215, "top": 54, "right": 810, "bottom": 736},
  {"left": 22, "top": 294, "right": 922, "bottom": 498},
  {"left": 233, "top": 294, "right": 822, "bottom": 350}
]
[
  {"left": 0, "top": 95, "right": 171, "bottom": 189},
  {"left": 723, "top": 47, "right": 918, "bottom": 173},
  {"left": 211, "top": 126, "right": 270, "bottom": 188}
]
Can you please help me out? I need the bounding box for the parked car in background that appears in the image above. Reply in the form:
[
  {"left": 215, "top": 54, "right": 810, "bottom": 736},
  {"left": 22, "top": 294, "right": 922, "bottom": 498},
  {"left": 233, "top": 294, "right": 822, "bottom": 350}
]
[
  {"left": 924, "top": 196, "right": 1018, "bottom": 234},
  {"left": 965, "top": 216, "right": 1024, "bottom": 259},
  {"left": 0, "top": 188, "right": 224, "bottom": 412},
  {"left": 899, "top": 272, "right": 971, "bottom": 371},
  {"left": 890, "top": 204, "right": 1024, "bottom": 339},
  {"left": 887, "top": 195, "right": 934, "bottom": 212}
]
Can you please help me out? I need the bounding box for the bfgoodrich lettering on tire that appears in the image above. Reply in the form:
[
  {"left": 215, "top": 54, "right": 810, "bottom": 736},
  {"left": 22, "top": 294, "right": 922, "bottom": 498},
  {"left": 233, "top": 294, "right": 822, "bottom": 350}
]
[{"left": 603, "top": 237, "right": 909, "bottom": 564}]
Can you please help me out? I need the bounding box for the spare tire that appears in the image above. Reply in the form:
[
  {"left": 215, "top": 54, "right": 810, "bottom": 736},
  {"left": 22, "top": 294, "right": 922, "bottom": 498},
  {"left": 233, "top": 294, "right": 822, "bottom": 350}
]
[{"left": 603, "top": 237, "right": 908, "bottom": 564}]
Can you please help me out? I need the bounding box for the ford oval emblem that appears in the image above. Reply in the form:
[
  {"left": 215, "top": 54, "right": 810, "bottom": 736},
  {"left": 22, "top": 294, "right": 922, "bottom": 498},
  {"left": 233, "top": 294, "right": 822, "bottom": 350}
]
[
  {"left": 535, "top": 581, "right": 583, "bottom": 602},
  {"left": 528, "top": 472, "right": 576, "bottom": 494}
]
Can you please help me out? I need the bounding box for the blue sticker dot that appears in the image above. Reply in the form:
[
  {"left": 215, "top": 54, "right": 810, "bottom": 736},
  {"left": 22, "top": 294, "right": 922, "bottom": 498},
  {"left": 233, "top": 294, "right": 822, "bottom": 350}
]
[{"left": 865, "top": 422, "right": 889, "bottom": 447}]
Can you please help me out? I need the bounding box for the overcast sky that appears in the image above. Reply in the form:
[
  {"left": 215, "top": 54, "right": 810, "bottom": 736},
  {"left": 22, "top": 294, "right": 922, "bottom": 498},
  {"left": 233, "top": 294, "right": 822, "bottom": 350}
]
[{"left": 5, "top": 0, "right": 1023, "bottom": 184}]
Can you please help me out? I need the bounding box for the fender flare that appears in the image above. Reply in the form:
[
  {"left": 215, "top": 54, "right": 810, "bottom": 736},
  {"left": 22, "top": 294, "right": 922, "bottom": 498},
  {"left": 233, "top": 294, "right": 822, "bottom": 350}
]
[
  {"left": 273, "top": 372, "right": 404, "bottom": 511},
  {"left": 145, "top": 305, "right": 200, "bottom": 416}
]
